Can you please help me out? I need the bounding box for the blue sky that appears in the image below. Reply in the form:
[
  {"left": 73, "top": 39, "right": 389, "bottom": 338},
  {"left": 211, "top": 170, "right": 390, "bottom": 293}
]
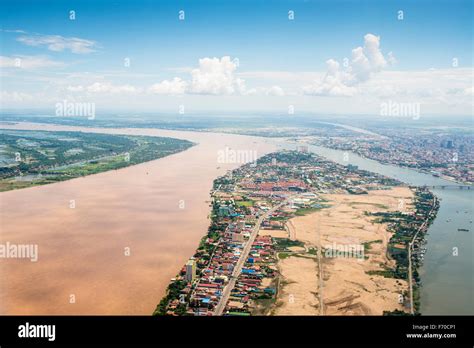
[{"left": 0, "top": 0, "right": 472, "bottom": 115}]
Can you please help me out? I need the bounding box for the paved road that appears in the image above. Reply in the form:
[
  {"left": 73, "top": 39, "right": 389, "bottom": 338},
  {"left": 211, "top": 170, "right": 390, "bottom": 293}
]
[{"left": 213, "top": 199, "right": 290, "bottom": 315}]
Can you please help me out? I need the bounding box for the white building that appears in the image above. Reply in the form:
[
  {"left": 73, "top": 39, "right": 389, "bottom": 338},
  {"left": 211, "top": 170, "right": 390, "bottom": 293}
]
[{"left": 185, "top": 259, "right": 196, "bottom": 283}]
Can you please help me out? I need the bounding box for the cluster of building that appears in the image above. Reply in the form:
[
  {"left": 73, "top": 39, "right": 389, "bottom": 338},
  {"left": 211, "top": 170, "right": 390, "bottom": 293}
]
[
  {"left": 186, "top": 220, "right": 255, "bottom": 315},
  {"left": 222, "top": 235, "right": 277, "bottom": 315},
  {"left": 315, "top": 131, "right": 474, "bottom": 184},
  {"left": 154, "top": 150, "right": 407, "bottom": 316}
]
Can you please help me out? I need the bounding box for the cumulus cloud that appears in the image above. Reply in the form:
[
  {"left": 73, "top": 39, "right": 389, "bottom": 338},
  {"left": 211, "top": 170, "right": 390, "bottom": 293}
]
[
  {"left": 66, "top": 60, "right": 251, "bottom": 96},
  {"left": 0, "top": 55, "right": 64, "bottom": 69},
  {"left": 188, "top": 56, "right": 249, "bottom": 95},
  {"left": 150, "top": 56, "right": 252, "bottom": 95},
  {"left": 304, "top": 34, "right": 395, "bottom": 97},
  {"left": 149, "top": 77, "right": 188, "bottom": 95},
  {"left": 17, "top": 34, "right": 98, "bottom": 54},
  {"left": 303, "top": 59, "right": 356, "bottom": 97}
]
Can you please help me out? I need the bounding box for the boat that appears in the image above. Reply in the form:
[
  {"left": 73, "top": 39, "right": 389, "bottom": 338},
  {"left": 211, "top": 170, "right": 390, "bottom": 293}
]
[{"left": 457, "top": 228, "right": 469, "bottom": 232}]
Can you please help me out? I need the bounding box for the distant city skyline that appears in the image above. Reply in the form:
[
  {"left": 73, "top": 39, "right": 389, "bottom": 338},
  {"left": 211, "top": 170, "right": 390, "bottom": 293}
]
[{"left": 1, "top": 0, "right": 472, "bottom": 115}]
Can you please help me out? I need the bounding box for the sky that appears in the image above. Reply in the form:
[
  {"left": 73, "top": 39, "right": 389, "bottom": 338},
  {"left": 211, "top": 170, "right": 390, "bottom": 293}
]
[{"left": 0, "top": 0, "right": 472, "bottom": 116}]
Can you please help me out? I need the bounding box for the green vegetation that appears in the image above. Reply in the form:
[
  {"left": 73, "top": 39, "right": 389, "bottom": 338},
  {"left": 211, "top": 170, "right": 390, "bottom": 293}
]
[
  {"left": 365, "top": 189, "right": 438, "bottom": 285},
  {"left": 383, "top": 309, "right": 412, "bottom": 316},
  {"left": 278, "top": 252, "right": 290, "bottom": 260},
  {"left": 308, "top": 247, "right": 317, "bottom": 255},
  {"left": 235, "top": 200, "right": 254, "bottom": 207},
  {"left": 363, "top": 239, "right": 383, "bottom": 252},
  {"left": 0, "top": 129, "right": 194, "bottom": 191},
  {"left": 274, "top": 238, "right": 304, "bottom": 251},
  {"left": 153, "top": 279, "right": 187, "bottom": 316},
  {"left": 365, "top": 188, "right": 439, "bottom": 314},
  {"left": 349, "top": 202, "right": 389, "bottom": 209},
  {"left": 366, "top": 269, "right": 397, "bottom": 278},
  {"left": 294, "top": 207, "right": 322, "bottom": 216}
]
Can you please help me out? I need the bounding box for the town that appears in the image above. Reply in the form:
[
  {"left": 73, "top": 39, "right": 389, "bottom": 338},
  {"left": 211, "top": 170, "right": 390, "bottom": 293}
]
[
  {"left": 311, "top": 129, "right": 473, "bottom": 185},
  {"left": 154, "top": 150, "right": 439, "bottom": 316}
]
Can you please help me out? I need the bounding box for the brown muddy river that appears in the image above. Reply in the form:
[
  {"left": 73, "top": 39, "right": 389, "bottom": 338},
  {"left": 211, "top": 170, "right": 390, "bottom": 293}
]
[{"left": 0, "top": 123, "right": 276, "bottom": 314}]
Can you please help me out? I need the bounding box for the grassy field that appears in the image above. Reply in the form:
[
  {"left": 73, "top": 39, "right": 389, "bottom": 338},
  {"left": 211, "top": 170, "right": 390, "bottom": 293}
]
[
  {"left": 294, "top": 205, "right": 330, "bottom": 216},
  {"left": 235, "top": 200, "right": 254, "bottom": 207}
]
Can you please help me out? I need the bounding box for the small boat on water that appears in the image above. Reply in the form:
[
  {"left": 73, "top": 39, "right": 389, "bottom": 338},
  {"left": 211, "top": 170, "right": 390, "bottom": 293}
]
[{"left": 458, "top": 228, "right": 469, "bottom": 232}]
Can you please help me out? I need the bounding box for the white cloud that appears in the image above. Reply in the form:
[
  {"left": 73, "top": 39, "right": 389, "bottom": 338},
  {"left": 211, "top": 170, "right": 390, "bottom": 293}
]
[
  {"left": 304, "top": 33, "right": 395, "bottom": 97},
  {"left": 148, "top": 77, "right": 187, "bottom": 95},
  {"left": 266, "top": 85, "right": 285, "bottom": 96},
  {"left": 150, "top": 56, "right": 252, "bottom": 96},
  {"left": 66, "top": 85, "right": 85, "bottom": 92},
  {"left": 364, "top": 68, "right": 473, "bottom": 98},
  {"left": 350, "top": 33, "right": 387, "bottom": 82},
  {"left": 189, "top": 56, "right": 248, "bottom": 95},
  {"left": 0, "top": 55, "right": 64, "bottom": 69},
  {"left": 1, "top": 29, "right": 27, "bottom": 33},
  {"left": 17, "top": 34, "right": 98, "bottom": 54},
  {"left": 67, "top": 82, "right": 140, "bottom": 94},
  {"left": 387, "top": 52, "right": 397, "bottom": 65},
  {"left": 303, "top": 59, "right": 356, "bottom": 97}
]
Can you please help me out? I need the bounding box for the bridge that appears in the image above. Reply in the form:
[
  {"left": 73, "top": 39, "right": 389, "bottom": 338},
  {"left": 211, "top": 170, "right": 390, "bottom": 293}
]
[{"left": 423, "top": 185, "right": 472, "bottom": 190}]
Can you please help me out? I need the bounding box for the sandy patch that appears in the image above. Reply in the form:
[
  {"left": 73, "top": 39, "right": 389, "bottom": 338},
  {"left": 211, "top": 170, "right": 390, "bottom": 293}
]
[
  {"left": 287, "top": 246, "right": 306, "bottom": 252},
  {"left": 258, "top": 229, "right": 288, "bottom": 238},
  {"left": 274, "top": 186, "right": 413, "bottom": 315},
  {"left": 260, "top": 277, "right": 273, "bottom": 288},
  {"left": 322, "top": 258, "right": 407, "bottom": 315},
  {"left": 273, "top": 256, "right": 319, "bottom": 315}
]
